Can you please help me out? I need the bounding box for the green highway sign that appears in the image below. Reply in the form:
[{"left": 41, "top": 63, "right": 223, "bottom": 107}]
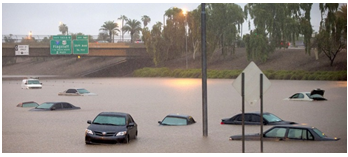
[
  {"left": 73, "top": 40, "right": 89, "bottom": 54},
  {"left": 76, "top": 35, "right": 89, "bottom": 40},
  {"left": 50, "top": 36, "right": 72, "bottom": 55}
]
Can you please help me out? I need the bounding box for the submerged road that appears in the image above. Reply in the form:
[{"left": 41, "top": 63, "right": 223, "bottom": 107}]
[{"left": 2, "top": 78, "right": 347, "bottom": 153}]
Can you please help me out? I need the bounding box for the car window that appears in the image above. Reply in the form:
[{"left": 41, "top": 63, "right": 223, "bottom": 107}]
[
  {"left": 236, "top": 114, "right": 251, "bottom": 122},
  {"left": 62, "top": 103, "right": 72, "bottom": 108},
  {"left": 263, "top": 114, "right": 282, "bottom": 123},
  {"left": 161, "top": 117, "right": 187, "bottom": 125},
  {"left": 28, "top": 80, "right": 40, "bottom": 84},
  {"left": 37, "top": 103, "right": 54, "bottom": 109},
  {"left": 265, "top": 128, "right": 287, "bottom": 138},
  {"left": 22, "top": 102, "right": 39, "bottom": 107},
  {"left": 93, "top": 115, "right": 126, "bottom": 126},
  {"left": 66, "top": 89, "right": 77, "bottom": 93},
  {"left": 290, "top": 94, "right": 299, "bottom": 98},
  {"left": 250, "top": 115, "right": 260, "bottom": 122},
  {"left": 54, "top": 103, "right": 63, "bottom": 109},
  {"left": 77, "top": 89, "right": 90, "bottom": 94},
  {"left": 288, "top": 128, "right": 314, "bottom": 140}
]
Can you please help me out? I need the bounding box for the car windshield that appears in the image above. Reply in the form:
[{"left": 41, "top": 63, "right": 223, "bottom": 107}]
[
  {"left": 161, "top": 117, "right": 187, "bottom": 125},
  {"left": 77, "top": 88, "right": 90, "bottom": 94},
  {"left": 28, "top": 80, "right": 40, "bottom": 84},
  {"left": 22, "top": 102, "right": 38, "bottom": 107},
  {"left": 36, "top": 103, "right": 54, "bottom": 109},
  {"left": 263, "top": 113, "right": 282, "bottom": 122},
  {"left": 93, "top": 115, "right": 126, "bottom": 126},
  {"left": 313, "top": 128, "right": 327, "bottom": 138}
]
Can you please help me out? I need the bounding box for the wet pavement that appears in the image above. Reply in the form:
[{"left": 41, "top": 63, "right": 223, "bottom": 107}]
[{"left": 2, "top": 78, "right": 347, "bottom": 153}]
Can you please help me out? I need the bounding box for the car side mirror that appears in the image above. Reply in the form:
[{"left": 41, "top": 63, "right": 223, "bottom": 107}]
[
  {"left": 51, "top": 107, "right": 56, "bottom": 110},
  {"left": 87, "top": 120, "right": 91, "bottom": 124},
  {"left": 158, "top": 121, "right": 162, "bottom": 124},
  {"left": 128, "top": 123, "right": 135, "bottom": 127},
  {"left": 40, "top": 83, "right": 43, "bottom": 85}
]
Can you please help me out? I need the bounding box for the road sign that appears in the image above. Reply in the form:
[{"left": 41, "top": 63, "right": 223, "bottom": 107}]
[
  {"left": 232, "top": 61, "right": 271, "bottom": 104},
  {"left": 76, "top": 35, "right": 89, "bottom": 40},
  {"left": 15, "top": 45, "right": 29, "bottom": 55},
  {"left": 73, "top": 40, "right": 89, "bottom": 54},
  {"left": 50, "top": 35, "right": 72, "bottom": 55}
]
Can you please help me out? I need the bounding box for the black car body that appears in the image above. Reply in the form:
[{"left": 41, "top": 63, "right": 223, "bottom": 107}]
[
  {"left": 29, "top": 102, "right": 80, "bottom": 111},
  {"left": 221, "top": 112, "right": 296, "bottom": 125},
  {"left": 85, "top": 112, "right": 138, "bottom": 144},
  {"left": 17, "top": 101, "right": 39, "bottom": 107},
  {"left": 229, "top": 125, "right": 340, "bottom": 141},
  {"left": 158, "top": 114, "right": 196, "bottom": 126},
  {"left": 58, "top": 88, "right": 97, "bottom": 96}
]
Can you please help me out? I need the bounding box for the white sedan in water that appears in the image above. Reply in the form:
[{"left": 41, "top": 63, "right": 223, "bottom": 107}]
[
  {"left": 58, "top": 88, "right": 97, "bottom": 96},
  {"left": 284, "top": 89, "right": 327, "bottom": 101}
]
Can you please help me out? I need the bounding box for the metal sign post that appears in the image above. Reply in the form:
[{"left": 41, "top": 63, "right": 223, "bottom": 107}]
[
  {"left": 201, "top": 3, "right": 208, "bottom": 137},
  {"left": 260, "top": 73, "right": 264, "bottom": 153},
  {"left": 242, "top": 73, "right": 245, "bottom": 153}
]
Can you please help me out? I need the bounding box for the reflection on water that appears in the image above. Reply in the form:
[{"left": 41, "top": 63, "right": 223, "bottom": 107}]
[{"left": 2, "top": 78, "right": 347, "bottom": 153}]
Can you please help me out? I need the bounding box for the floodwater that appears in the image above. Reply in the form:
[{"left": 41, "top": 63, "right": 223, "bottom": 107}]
[{"left": 2, "top": 78, "right": 347, "bottom": 153}]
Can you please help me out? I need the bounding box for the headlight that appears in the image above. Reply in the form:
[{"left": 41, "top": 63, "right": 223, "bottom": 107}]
[
  {"left": 85, "top": 129, "right": 93, "bottom": 135},
  {"left": 116, "top": 131, "right": 127, "bottom": 136}
]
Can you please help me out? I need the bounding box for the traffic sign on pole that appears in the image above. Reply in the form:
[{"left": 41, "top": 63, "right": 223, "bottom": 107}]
[{"left": 73, "top": 40, "right": 89, "bottom": 54}]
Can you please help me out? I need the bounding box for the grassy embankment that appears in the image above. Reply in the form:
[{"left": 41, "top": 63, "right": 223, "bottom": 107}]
[{"left": 133, "top": 67, "right": 347, "bottom": 81}]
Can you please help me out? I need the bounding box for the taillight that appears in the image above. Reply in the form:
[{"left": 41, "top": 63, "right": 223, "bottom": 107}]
[{"left": 220, "top": 121, "right": 224, "bottom": 125}]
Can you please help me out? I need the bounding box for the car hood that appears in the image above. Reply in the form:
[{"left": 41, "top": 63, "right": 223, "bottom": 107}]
[
  {"left": 26, "top": 84, "right": 42, "bottom": 87},
  {"left": 87, "top": 124, "right": 127, "bottom": 132}
]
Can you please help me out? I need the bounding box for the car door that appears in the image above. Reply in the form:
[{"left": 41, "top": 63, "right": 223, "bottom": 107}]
[
  {"left": 286, "top": 128, "right": 314, "bottom": 141},
  {"left": 126, "top": 115, "right": 137, "bottom": 139},
  {"left": 62, "top": 103, "right": 73, "bottom": 109},
  {"left": 52, "top": 103, "right": 63, "bottom": 110},
  {"left": 289, "top": 93, "right": 305, "bottom": 101}
]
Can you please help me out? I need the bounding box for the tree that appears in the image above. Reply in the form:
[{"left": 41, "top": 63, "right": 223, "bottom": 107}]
[
  {"left": 243, "top": 3, "right": 313, "bottom": 62},
  {"left": 122, "top": 19, "right": 142, "bottom": 43},
  {"left": 316, "top": 3, "right": 346, "bottom": 66},
  {"left": 59, "top": 24, "right": 68, "bottom": 35},
  {"left": 4, "top": 34, "right": 16, "bottom": 43},
  {"left": 118, "top": 15, "right": 128, "bottom": 41},
  {"left": 100, "top": 21, "right": 119, "bottom": 43},
  {"left": 141, "top": 15, "right": 151, "bottom": 28}
]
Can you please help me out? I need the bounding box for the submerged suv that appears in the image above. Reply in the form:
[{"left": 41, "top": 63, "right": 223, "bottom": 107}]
[{"left": 21, "top": 78, "right": 42, "bottom": 89}]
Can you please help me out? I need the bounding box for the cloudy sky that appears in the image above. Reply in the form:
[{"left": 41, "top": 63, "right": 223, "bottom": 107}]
[{"left": 2, "top": 1, "right": 342, "bottom": 39}]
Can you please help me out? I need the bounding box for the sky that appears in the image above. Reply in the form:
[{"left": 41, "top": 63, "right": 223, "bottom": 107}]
[{"left": 1, "top": 1, "right": 345, "bottom": 39}]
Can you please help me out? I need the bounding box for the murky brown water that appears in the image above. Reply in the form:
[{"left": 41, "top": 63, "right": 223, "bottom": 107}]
[{"left": 2, "top": 78, "right": 347, "bottom": 153}]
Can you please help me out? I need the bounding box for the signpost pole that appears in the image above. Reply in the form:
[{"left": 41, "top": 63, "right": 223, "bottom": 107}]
[
  {"left": 260, "top": 73, "right": 264, "bottom": 153},
  {"left": 201, "top": 3, "right": 208, "bottom": 137},
  {"left": 242, "top": 72, "right": 245, "bottom": 153}
]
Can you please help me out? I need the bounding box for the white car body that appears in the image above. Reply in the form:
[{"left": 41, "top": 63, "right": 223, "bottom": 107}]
[
  {"left": 284, "top": 89, "right": 327, "bottom": 101},
  {"left": 21, "top": 79, "right": 42, "bottom": 89}
]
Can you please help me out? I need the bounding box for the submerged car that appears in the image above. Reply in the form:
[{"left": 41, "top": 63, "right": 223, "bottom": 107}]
[
  {"left": 30, "top": 102, "right": 80, "bottom": 111},
  {"left": 58, "top": 88, "right": 97, "bottom": 96},
  {"left": 16, "top": 101, "right": 39, "bottom": 108},
  {"left": 284, "top": 88, "right": 327, "bottom": 101},
  {"left": 21, "top": 78, "right": 42, "bottom": 89},
  {"left": 158, "top": 114, "right": 196, "bottom": 126},
  {"left": 221, "top": 112, "right": 296, "bottom": 125},
  {"left": 229, "top": 125, "right": 340, "bottom": 141},
  {"left": 85, "top": 112, "right": 138, "bottom": 144}
]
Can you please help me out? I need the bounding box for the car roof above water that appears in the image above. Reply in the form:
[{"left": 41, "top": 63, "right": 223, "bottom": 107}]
[{"left": 98, "top": 112, "right": 130, "bottom": 117}]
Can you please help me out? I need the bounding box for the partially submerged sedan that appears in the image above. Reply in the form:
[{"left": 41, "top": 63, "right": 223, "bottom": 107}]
[
  {"left": 21, "top": 78, "right": 42, "bottom": 89},
  {"left": 158, "top": 114, "right": 196, "bottom": 126},
  {"left": 229, "top": 125, "right": 340, "bottom": 141},
  {"left": 58, "top": 88, "right": 97, "bottom": 96},
  {"left": 30, "top": 102, "right": 81, "bottom": 111},
  {"left": 16, "top": 101, "right": 39, "bottom": 108},
  {"left": 284, "top": 88, "right": 327, "bottom": 101},
  {"left": 221, "top": 112, "right": 296, "bottom": 125},
  {"left": 85, "top": 112, "right": 138, "bottom": 144}
]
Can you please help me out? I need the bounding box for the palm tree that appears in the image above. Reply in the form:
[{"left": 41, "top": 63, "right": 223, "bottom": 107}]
[
  {"left": 118, "top": 15, "right": 128, "bottom": 41},
  {"left": 141, "top": 15, "right": 151, "bottom": 28},
  {"left": 59, "top": 24, "right": 68, "bottom": 35},
  {"left": 99, "top": 21, "right": 119, "bottom": 43},
  {"left": 122, "top": 19, "right": 142, "bottom": 43}
]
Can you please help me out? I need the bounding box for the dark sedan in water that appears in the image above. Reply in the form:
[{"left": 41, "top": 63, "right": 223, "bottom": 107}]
[
  {"left": 221, "top": 112, "right": 296, "bottom": 125},
  {"left": 30, "top": 102, "right": 80, "bottom": 111},
  {"left": 229, "top": 125, "right": 340, "bottom": 141},
  {"left": 85, "top": 112, "right": 138, "bottom": 144}
]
